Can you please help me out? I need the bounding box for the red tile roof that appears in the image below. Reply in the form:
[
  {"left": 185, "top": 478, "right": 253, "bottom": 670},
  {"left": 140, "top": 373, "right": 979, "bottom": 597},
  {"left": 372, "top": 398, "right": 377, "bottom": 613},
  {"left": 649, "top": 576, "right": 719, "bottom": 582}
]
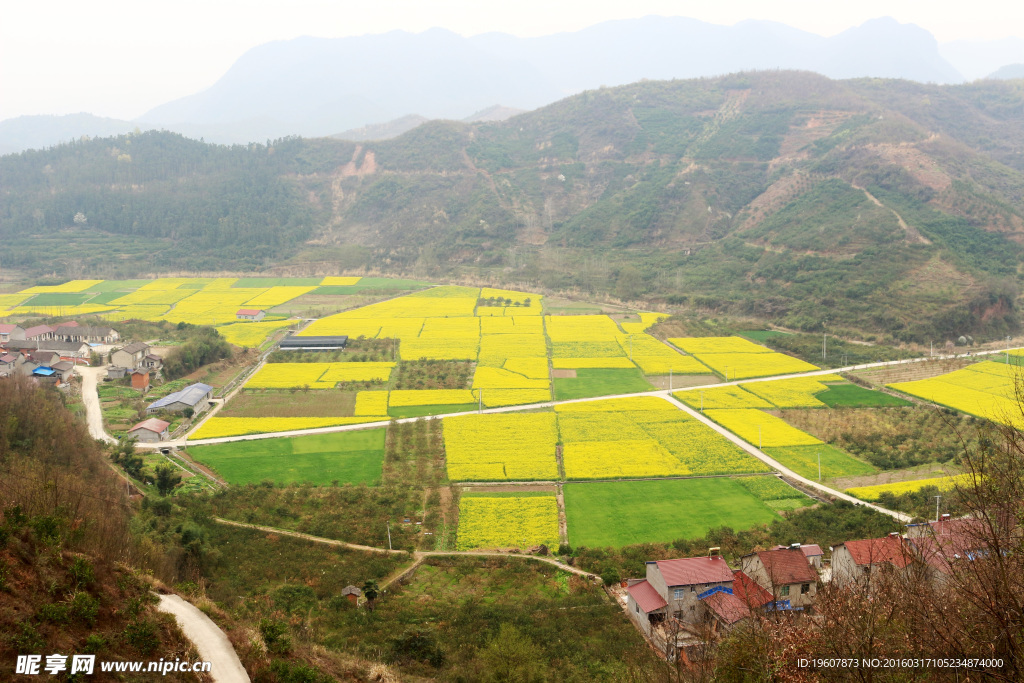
[
  {"left": 841, "top": 536, "right": 913, "bottom": 569},
  {"left": 129, "top": 418, "right": 170, "bottom": 434},
  {"left": 800, "top": 544, "right": 823, "bottom": 557},
  {"left": 0, "top": 324, "right": 20, "bottom": 333},
  {"left": 0, "top": 354, "right": 15, "bottom": 364},
  {"left": 732, "top": 570, "right": 772, "bottom": 608},
  {"left": 627, "top": 580, "right": 667, "bottom": 613},
  {"left": 755, "top": 548, "right": 818, "bottom": 585},
  {"left": 236, "top": 309, "right": 262, "bottom": 316},
  {"left": 656, "top": 556, "right": 734, "bottom": 587},
  {"left": 701, "top": 591, "right": 750, "bottom": 625}
]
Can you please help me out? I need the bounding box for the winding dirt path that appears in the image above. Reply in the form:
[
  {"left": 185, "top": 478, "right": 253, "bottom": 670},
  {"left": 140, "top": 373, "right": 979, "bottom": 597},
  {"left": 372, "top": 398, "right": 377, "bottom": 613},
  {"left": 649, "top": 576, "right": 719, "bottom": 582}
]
[{"left": 156, "top": 594, "right": 250, "bottom": 683}]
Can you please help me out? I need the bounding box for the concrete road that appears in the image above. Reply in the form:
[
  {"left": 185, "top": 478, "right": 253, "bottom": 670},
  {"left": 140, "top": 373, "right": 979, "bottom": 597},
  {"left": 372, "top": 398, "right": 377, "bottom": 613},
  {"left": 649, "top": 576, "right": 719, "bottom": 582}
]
[
  {"left": 156, "top": 594, "right": 250, "bottom": 683},
  {"left": 75, "top": 365, "right": 116, "bottom": 444}
]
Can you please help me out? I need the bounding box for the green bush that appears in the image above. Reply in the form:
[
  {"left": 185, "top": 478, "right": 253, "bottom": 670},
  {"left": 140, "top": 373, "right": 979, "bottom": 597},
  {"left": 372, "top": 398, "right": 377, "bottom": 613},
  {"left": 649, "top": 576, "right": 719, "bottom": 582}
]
[
  {"left": 124, "top": 619, "right": 160, "bottom": 655},
  {"left": 259, "top": 618, "right": 292, "bottom": 654},
  {"left": 69, "top": 591, "right": 100, "bottom": 627}
]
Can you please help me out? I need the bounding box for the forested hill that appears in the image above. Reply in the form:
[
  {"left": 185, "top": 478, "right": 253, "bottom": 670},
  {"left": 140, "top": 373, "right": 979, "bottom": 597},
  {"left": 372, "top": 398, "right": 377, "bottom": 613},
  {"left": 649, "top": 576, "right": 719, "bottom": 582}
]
[{"left": 4, "top": 71, "right": 1024, "bottom": 340}]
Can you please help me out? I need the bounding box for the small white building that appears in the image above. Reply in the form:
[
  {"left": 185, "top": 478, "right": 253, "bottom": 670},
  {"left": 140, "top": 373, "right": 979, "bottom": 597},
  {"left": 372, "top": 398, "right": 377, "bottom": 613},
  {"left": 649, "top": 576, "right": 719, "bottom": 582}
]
[
  {"left": 236, "top": 308, "right": 266, "bottom": 321},
  {"left": 127, "top": 417, "right": 170, "bottom": 442}
]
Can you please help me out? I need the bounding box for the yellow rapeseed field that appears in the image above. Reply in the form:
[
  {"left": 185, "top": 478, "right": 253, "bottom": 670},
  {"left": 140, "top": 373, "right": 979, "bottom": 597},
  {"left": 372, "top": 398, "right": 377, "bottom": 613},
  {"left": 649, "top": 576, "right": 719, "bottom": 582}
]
[
  {"left": 503, "top": 358, "right": 549, "bottom": 379},
  {"left": 353, "top": 392, "right": 389, "bottom": 416},
  {"left": 444, "top": 413, "right": 558, "bottom": 481},
  {"left": 674, "top": 386, "right": 773, "bottom": 410},
  {"left": 545, "top": 315, "right": 622, "bottom": 341},
  {"left": 551, "top": 357, "right": 636, "bottom": 369},
  {"left": 389, "top": 390, "right": 476, "bottom": 407},
  {"left": 320, "top": 276, "right": 362, "bottom": 286},
  {"left": 686, "top": 352, "right": 819, "bottom": 380},
  {"left": 456, "top": 496, "right": 560, "bottom": 550},
  {"left": 243, "top": 286, "right": 317, "bottom": 308},
  {"left": 472, "top": 367, "right": 550, "bottom": 390},
  {"left": 889, "top": 362, "right": 1023, "bottom": 426},
  {"left": 478, "top": 389, "right": 551, "bottom": 407},
  {"left": 555, "top": 396, "right": 678, "bottom": 412},
  {"left": 704, "top": 409, "right": 822, "bottom": 447},
  {"left": 668, "top": 336, "right": 774, "bottom": 354},
  {"left": 21, "top": 280, "right": 104, "bottom": 293},
  {"left": 846, "top": 474, "right": 972, "bottom": 501},
  {"left": 247, "top": 362, "right": 394, "bottom": 389},
  {"left": 740, "top": 375, "right": 843, "bottom": 408},
  {"left": 216, "top": 321, "right": 293, "bottom": 347},
  {"left": 190, "top": 416, "right": 381, "bottom": 439}
]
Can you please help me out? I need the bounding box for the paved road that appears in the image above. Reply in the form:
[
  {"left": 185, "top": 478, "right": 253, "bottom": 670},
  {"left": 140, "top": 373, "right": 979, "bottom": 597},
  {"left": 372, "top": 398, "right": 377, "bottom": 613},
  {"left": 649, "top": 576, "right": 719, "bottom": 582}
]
[
  {"left": 215, "top": 518, "right": 597, "bottom": 579},
  {"left": 156, "top": 594, "right": 250, "bottom": 683},
  {"left": 75, "top": 365, "right": 116, "bottom": 444}
]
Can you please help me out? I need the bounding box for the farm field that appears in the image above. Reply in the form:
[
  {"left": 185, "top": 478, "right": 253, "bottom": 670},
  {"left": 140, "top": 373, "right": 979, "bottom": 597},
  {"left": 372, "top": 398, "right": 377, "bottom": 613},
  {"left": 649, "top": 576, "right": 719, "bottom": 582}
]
[
  {"left": 668, "top": 336, "right": 819, "bottom": 379},
  {"left": 563, "top": 478, "right": 781, "bottom": 547},
  {"left": 735, "top": 475, "right": 814, "bottom": 512},
  {"left": 444, "top": 412, "right": 559, "bottom": 481},
  {"left": 816, "top": 383, "right": 913, "bottom": 407},
  {"left": 553, "top": 368, "right": 654, "bottom": 400},
  {"left": 456, "top": 493, "right": 560, "bottom": 550},
  {"left": 218, "top": 391, "right": 357, "bottom": 418},
  {"left": 763, "top": 444, "right": 877, "bottom": 481},
  {"left": 846, "top": 474, "right": 971, "bottom": 501},
  {"left": 186, "top": 429, "right": 386, "bottom": 485},
  {"left": 888, "top": 361, "right": 1023, "bottom": 426},
  {"left": 190, "top": 416, "right": 382, "bottom": 439}
]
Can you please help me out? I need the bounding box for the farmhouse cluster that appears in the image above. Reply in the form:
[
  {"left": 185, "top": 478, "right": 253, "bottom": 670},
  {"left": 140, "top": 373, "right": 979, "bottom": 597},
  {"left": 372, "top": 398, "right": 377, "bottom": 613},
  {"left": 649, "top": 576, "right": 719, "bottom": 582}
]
[
  {"left": 0, "top": 322, "right": 118, "bottom": 382},
  {"left": 624, "top": 515, "right": 985, "bottom": 655}
]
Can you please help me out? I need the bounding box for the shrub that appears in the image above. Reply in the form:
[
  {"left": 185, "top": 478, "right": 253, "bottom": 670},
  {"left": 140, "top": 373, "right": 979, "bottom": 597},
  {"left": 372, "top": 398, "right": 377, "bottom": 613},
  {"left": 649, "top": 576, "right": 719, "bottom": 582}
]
[
  {"left": 259, "top": 618, "right": 292, "bottom": 654},
  {"left": 69, "top": 591, "right": 100, "bottom": 627},
  {"left": 124, "top": 619, "right": 160, "bottom": 655},
  {"left": 69, "top": 556, "right": 95, "bottom": 588},
  {"left": 601, "top": 568, "right": 621, "bottom": 586}
]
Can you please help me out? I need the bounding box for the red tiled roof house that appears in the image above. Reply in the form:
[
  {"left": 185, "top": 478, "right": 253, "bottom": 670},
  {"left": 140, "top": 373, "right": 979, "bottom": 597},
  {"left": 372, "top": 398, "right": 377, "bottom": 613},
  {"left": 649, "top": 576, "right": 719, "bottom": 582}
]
[
  {"left": 831, "top": 534, "right": 916, "bottom": 588},
  {"left": 236, "top": 309, "right": 265, "bottom": 321},
  {"left": 626, "top": 556, "right": 734, "bottom": 635},
  {"left": 741, "top": 545, "right": 819, "bottom": 610}
]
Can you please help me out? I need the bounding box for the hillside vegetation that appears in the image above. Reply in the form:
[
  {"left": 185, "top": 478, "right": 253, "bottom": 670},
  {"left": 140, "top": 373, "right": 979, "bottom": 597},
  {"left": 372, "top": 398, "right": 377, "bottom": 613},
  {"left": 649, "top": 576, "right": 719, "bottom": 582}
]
[{"left": 4, "top": 72, "right": 1024, "bottom": 340}]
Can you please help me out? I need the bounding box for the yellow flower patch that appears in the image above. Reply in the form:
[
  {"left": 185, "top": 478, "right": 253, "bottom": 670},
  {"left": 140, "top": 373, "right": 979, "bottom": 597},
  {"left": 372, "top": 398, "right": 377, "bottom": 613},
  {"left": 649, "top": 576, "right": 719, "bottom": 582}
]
[
  {"left": 846, "top": 474, "right": 972, "bottom": 501},
  {"left": 479, "top": 389, "right": 551, "bottom": 407},
  {"left": 704, "top": 409, "right": 821, "bottom": 447},
  {"left": 456, "top": 496, "right": 560, "bottom": 550},
  {"left": 444, "top": 412, "right": 559, "bottom": 481},
  {"left": 551, "top": 357, "right": 636, "bottom": 369},
  {"left": 503, "top": 358, "right": 549, "bottom": 379},
  {"left": 472, "top": 367, "right": 550, "bottom": 390},
  {"left": 674, "top": 386, "right": 773, "bottom": 410},
  {"left": 320, "top": 276, "right": 362, "bottom": 286},
  {"left": 247, "top": 362, "right": 394, "bottom": 389},
  {"left": 21, "top": 280, "right": 105, "bottom": 293},
  {"left": 216, "top": 321, "right": 293, "bottom": 347},
  {"left": 555, "top": 396, "right": 678, "bottom": 412},
  {"left": 740, "top": 375, "right": 843, "bottom": 408},
  {"left": 687, "top": 352, "right": 819, "bottom": 380},
  {"left": 669, "top": 336, "right": 775, "bottom": 354},
  {"left": 889, "top": 361, "right": 1024, "bottom": 426},
  {"left": 389, "top": 390, "right": 477, "bottom": 407},
  {"left": 353, "top": 392, "right": 389, "bottom": 416},
  {"left": 243, "top": 286, "right": 317, "bottom": 308}
]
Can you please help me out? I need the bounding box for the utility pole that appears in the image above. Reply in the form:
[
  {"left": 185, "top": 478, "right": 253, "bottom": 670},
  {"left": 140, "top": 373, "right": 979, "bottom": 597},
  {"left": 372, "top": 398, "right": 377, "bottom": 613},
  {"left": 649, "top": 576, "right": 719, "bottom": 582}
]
[
  {"left": 478, "top": 389, "right": 482, "bottom": 413},
  {"left": 387, "top": 521, "right": 392, "bottom": 550},
  {"left": 818, "top": 452, "right": 821, "bottom": 482},
  {"left": 822, "top": 332, "right": 827, "bottom": 361},
  {"left": 700, "top": 391, "right": 704, "bottom": 412},
  {"left": 934, "top": 495, "right": 941, "bottom": 523}
]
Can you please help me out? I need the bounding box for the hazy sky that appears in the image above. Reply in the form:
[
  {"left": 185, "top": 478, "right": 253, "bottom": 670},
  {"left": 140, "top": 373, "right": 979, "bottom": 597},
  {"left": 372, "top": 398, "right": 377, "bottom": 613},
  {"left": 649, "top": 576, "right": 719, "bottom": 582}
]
[{"left": 2, "top": 0, "right": 1021, "bottom": 121}]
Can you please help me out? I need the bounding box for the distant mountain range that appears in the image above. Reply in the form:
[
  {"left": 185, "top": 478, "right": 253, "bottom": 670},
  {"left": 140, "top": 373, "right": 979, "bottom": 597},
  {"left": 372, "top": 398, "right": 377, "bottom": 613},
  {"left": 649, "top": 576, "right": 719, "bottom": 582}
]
[
  {"left": 1, "top": 16, "right": 1022, "bottom": 154},
  {"left": 4, "top": 71, "right": 1024, "bottom": 341}
]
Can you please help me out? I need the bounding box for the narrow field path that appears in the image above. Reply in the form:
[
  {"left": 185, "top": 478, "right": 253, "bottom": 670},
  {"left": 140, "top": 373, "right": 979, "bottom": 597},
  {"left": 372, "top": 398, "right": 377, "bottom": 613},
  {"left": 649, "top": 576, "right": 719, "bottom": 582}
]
[
  {"left": 213, "top": 518, "right": 597, "bottom": 579},
  {"left": 156, "top": 593, "right": 250, "bottom": 683}
]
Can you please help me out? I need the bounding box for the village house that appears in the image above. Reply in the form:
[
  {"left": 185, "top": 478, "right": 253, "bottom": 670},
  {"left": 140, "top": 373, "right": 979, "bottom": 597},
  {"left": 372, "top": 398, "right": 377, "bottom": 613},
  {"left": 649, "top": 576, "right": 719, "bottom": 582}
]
[
  {"left": 51, "top": 361, "right": 75, "bottom": 383},
  {"left": 770, "top": 543, "right": 823, "bottom": 570},
  {"left": 0, "top": 353, "right": 16, "bottom": 376},
  {"left": 23, "top": 324, "right": 54, "bottom": 340},
  {"left": 0, "top": 324, "right": 26, "bottom": 343},
  {"left": 831, "top": 534, "right": 916, "bottom": 588},
  {"left": 626, "top": 555, "right": 735, "bottom": 634},
  {"left": 340, "top": 586, "right": 362, "bottom": 605},
  {"left": 146, "top": 382, "right": 213, "bottom": 415},
  {"left": 127, "top": 418, "right": 170, "bottom": 442},
  {"left": 904, "top": 516, "right": 994, "bottom": 586},
  {"left": 38, "top": 340, "right": 90, "bottom": 361},
  {"left": 111, "top": 342, "right": 150, "bottom": 369},
  {"left": 740, "top": 545, "right": 819, "bottom": 611},
  {"left": 141, "top": 353, "right": 163, "bottom": 372},
  {"left": 51, "top": 324, "right": 120, "bottom": 344},
  {"left": 236, "top": 308, "right": 266, "bottom": 321}
]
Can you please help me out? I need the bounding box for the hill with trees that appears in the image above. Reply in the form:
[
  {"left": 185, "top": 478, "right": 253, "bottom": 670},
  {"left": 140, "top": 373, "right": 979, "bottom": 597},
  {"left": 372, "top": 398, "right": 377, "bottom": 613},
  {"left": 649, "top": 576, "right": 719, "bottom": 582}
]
[{"left": 3, "top": 71, "right": 1024, "bottom": 341}]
